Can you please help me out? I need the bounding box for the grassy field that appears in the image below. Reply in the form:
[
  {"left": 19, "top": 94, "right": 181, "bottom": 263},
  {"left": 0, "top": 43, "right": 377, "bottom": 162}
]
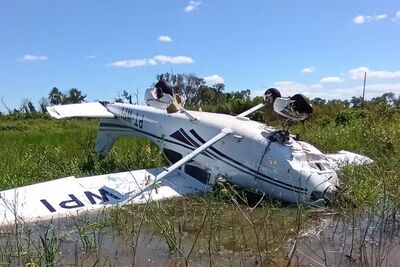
[
  {"left": 0, "top": 117, "right": 165, "bottom": 190},
  {"left": 1, "top": 107, "right": 400, "bottom": 266}
]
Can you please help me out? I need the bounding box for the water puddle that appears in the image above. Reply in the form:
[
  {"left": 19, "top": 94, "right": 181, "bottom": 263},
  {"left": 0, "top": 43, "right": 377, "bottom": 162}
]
[{"left": 1, "top": 198, "right": 400, "bottom": 266}]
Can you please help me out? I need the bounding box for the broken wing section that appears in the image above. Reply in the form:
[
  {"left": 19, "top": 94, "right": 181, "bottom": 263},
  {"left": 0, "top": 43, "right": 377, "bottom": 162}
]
[
  {"left": 0, "top": 168, "right": 206, "bottom": 226},
  {"left": 46, "top": 102, "right": 114, "bottom": 119},
  {"left": 326, "top": 150, "right": 373, "bottom": 170}
]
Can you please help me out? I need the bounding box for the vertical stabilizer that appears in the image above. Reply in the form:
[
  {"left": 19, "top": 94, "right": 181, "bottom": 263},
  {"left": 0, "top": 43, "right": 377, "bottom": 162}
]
[{"left": 95, "top": 118, "right": 130, "bottom": 157}]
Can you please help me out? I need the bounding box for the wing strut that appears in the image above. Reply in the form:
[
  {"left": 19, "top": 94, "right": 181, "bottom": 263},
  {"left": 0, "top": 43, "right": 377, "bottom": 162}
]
[
  {"left": 236, "top": 103, "right": 265, "bottom": 118},
  {"left": 124, "top": 128, "right": 233, "bottom": 203}
]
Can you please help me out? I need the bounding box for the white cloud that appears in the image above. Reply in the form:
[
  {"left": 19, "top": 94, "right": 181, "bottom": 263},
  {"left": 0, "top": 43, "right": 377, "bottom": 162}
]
[
  {"left": 148, "top": 59, "right": 157, "bottom": 65},
  {"left": 110, "top": 59, "right": 150, "bottom": 68},
  {"left": 251, "top": 78, "right": 400, "bottom": 100},
  {"left": 353, "top": 14, "right": 388, "bottom": 24},
  {"left": 19, "top": 54, "right": 48, "bottom": 61},
  {"left": 311, "top": 83, "right": 323, "bottom": 89},
  {"left": 321, "top": 83, "right": 400, "bottom": 100},
  {"left": 376, "top": 14, "right": 388, "bottom": 20},
  {"left": 301, "top": 67, "right": 315, "bottom": 74},
  {"left": 353, "top": 15, "right": 366, "bottom": 24},
  {"left": 358, "top": 83, "right": 400, "bottom": 94},
  {"left": 320, "top": 76, "right": 344, "bottom": 83},
  {"left": 253, "top": 81, "right": 400, "bottom": 101},
  {"left": 110, "top": 55, "right": 194, "bottom": 68},
  {"left": 253, "top": 65, "right": 400, "bottom": 101},
  {"left": 348, "top": 66, "right": 400, "bottom": 80},
  {"left": 185, "top": 1, "right": 201, "bottom": 12},
  {"left": 153, "top": 55, "right": 194, "bottom": 64},
  {"left": 204, "top": 74, "right": 224, "bottom": 84},
  {"left": 158, "top": 35, "right": 172, "bottom": 42}
]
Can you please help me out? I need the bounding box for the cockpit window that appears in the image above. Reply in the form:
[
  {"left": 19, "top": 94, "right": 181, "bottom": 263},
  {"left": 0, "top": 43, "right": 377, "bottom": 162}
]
[
  {"left": 184, "top": 164, "right": 209, "bottom": 184},
  {"left": 162, "top": 148, "right": 182, "bottom": 164}
]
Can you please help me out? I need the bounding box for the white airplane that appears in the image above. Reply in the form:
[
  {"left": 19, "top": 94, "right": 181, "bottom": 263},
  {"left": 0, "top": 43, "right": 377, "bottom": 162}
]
[{"left": 0, "top": 84, "right": 372, "bottom": 225}]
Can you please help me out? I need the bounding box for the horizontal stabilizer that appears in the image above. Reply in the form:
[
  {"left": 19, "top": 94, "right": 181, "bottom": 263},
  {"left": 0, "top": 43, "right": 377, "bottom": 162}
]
[
  {"left": 326, "top": 150, "right": 373, "bottom": 170},
  {"left": 46, "top": 102, "right": 115, "bottom": 119}
]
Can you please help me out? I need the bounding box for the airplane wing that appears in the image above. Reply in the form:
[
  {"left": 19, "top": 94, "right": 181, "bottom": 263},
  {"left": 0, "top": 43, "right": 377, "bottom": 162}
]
[
  {"left": 0, "top": 128, "right": 233, "bottom": 225},
  {"left": 46, "top": 102, "right": 114, "bottom": 119},
  {"left": 326, "top": 150, "right": 373, "bottom": 170},
  {"left": 0, "top": 168, "right": 207, "bottom": 225}
]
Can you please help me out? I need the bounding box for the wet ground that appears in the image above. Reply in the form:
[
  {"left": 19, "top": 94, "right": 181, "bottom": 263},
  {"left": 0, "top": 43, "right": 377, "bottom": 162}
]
[{"left": 1, "top": 198, "right": 400, "bottom": 266}]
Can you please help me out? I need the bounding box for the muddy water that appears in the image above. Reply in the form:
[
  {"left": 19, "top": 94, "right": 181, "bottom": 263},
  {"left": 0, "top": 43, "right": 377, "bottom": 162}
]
[{"left": 1, "top": 199, "right": 400, "bottom": 266}]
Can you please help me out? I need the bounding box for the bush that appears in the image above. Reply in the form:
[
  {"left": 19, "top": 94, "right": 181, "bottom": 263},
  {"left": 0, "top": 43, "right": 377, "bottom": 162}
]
[{"left": 334, "top": 109, "right": 368, "bottom": 126}]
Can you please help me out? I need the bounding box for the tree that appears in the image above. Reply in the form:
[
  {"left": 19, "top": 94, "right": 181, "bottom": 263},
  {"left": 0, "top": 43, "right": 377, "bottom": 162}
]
[
  {"left": 48, "top": 87, "right": 64, "bottom": 105},
  {"left": 39, "top": 97, "right": 49, "bottom": 113},
  {"left": 311, "top": 97, "right": 326, "bottom": 106},
  {"left": 155, "top": 73, "right": 205, "bottom": 106},
  {"left": 197, "top": 85, "right": 217, "bottom": 105},
  {"left": 1, "top": 97, "right": 12, "bottom": 114},
  {"left": 214, "top": 83, "right": 225, "bottom": 93},
  {"left": 227, "top": 89, "right": 250, "bottom": 101},
  {"left": 396, "top": 95, "right": 400, "bottom": 108},
  {"left": 63, "top": 88, "right": 86, "bottom": 104},
  {"left": 350, "top": 96, "right": 363, "bottom": 108},
  {"left": 115, "top": 89, "right": 139, "bottom": 104},
  {"left": 327, "top": 99, "right": 350, "bottom": 108},
  {"left": 156, "top": 73, "right": 186, "bottom": 95},
  {"left": 382, "top": 92, "right": 396, "bottom": 106},
  {"left": 184, "top": 74, "right": 205, "bottom": 105},
  {"left": 20, "top": 99, "right": 36, "bottom": 113},
  {"left": 121, "top": 90, "right": 133, "bottom": 104}
]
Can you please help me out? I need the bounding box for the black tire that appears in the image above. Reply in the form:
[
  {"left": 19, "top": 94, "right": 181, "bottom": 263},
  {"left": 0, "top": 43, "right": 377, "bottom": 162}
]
[
  {"left": 290, "top": 94, "right": 313, "bottom": 114},
  {"left": 155, "top": 81, "right": 173, "bottom": 98}
]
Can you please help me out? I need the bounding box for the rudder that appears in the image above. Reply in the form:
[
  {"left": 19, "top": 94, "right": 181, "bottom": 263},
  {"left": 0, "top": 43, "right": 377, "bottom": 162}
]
[{"left": 95, "top": 118, "right": 130, "bottom": 157}]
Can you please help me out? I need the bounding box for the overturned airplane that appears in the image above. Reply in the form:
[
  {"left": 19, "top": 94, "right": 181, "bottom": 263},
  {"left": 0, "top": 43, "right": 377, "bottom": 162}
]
[{"left": 0, "top": 84, "right": 372, "bottom": 225}]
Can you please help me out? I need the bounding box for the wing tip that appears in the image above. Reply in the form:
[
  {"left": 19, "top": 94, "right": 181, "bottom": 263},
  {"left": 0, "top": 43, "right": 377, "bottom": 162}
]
[{"left": 46, "top": 106, "right": 63, "bottom": 119}]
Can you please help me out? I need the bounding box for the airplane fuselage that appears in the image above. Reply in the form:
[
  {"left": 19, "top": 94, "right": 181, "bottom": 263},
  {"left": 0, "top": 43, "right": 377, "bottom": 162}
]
[{"left": 96, "top": 103, "right": 338, "bottom": 203}]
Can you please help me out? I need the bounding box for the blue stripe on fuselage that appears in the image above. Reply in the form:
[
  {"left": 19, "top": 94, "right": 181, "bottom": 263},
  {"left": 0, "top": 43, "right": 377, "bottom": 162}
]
[{"left": 99, "top": 123, "right": 306, "bottom": 194}]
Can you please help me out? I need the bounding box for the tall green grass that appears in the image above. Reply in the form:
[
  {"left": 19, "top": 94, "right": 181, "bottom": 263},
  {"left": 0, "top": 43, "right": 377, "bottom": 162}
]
[
  {"left": 0, "top": 118, "right": 165, "bottom": 190},
  {"left": 291, "top": 107, "right": 400, "bottom": 207}
]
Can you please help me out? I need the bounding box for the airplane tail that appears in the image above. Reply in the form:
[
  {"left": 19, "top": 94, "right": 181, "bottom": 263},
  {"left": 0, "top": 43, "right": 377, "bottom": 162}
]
[
  {"left": 47, "top": 102, "right": 129, "bottom": 157},
  {"left": 95, "top": 118, "right": 134, "bottom": 157}
]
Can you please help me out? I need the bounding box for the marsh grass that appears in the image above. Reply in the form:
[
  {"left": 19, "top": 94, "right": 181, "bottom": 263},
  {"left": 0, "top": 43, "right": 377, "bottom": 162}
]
[
  {"left": 0, "top": 118, "right": 165, "bottom": 190},
  {"left": 1, "top": 109, "right": 400, "bottom": 265}
]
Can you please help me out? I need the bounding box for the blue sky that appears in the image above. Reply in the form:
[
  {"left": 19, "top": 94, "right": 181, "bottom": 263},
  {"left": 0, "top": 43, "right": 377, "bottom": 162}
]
[{"left": 1, "top": 0, "right": 400, "bottom": 111}]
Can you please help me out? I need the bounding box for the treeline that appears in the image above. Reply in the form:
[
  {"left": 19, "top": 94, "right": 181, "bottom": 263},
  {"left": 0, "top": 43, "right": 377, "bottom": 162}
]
[
  {"left": 0, "top": 88, "right": 86, "bottom": 117},
  {"left": 1, "top": 72, "right": 400, "bottom": 124}
]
